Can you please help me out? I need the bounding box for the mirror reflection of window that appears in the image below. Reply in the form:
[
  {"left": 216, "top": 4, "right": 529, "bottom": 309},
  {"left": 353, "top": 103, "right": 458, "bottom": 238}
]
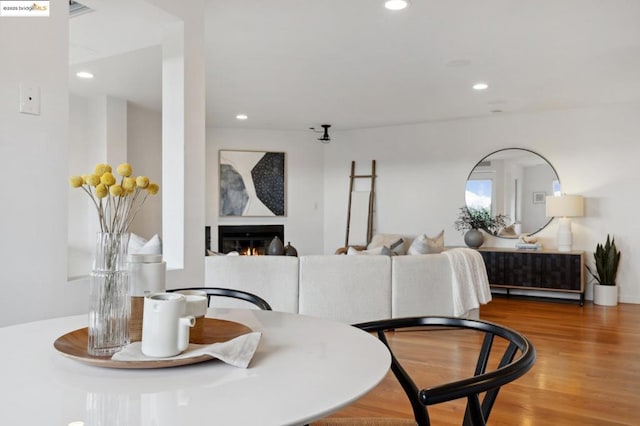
[
  {"left": 466, "top": 179, "right": 493, "bottom": 213},
  {"left": 552, "top": 180, "right": 561, "bottom": 196}
]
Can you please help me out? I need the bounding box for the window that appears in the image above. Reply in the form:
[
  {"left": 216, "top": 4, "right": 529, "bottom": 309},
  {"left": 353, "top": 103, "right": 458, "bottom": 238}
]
[{"left": 465, "top": 179, "right": 493, "bottom": 212}]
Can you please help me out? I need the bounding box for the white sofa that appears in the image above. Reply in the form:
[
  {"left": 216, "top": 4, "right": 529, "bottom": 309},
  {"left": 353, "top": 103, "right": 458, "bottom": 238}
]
[
  {"left": 299, "top": 255, "right": 392, "bottom": 323},
  {"left": 203, "top": 250, "right": 490, "bottom": 324}
]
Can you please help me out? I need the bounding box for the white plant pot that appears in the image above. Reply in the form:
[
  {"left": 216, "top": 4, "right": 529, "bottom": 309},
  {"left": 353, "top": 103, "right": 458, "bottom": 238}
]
[{"left": 593, "top": 284, "right": 618, "bottom": 306}]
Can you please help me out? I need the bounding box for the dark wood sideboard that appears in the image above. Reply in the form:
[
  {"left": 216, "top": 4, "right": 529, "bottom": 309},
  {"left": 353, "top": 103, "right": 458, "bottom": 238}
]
[{"left": 477, "top": 247, "right": 585, "bottom": 305}]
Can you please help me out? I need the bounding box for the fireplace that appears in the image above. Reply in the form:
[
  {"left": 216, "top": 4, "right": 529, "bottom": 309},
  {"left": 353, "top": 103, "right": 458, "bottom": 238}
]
[{"left": 215, "top": 225, "right": 284, "bottom": 255}]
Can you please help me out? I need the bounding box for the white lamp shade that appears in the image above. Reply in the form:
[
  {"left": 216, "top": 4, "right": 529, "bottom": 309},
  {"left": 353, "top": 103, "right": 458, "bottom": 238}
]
[{"left": 546, "top": 195, "right": 584, "bottom": 218}]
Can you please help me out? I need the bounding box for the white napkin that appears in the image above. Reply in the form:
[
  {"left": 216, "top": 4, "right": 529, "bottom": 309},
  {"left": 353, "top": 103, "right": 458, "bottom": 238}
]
[{"left": 112, "top": 332, "right": 262, "bottom": 368}]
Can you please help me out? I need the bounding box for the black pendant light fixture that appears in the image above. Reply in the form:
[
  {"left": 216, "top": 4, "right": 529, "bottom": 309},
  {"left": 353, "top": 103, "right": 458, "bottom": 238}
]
[{"left": 310, "top": 124, "right": 332, "bottom": 143}]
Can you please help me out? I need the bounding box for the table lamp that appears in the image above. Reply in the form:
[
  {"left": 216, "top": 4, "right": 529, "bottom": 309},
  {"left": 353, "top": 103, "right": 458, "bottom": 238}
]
[{"left": 545, "top": 194, "right": 584, "bottom": 252}]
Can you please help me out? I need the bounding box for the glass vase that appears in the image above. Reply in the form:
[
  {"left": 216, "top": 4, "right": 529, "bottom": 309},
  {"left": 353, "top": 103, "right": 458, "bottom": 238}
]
[{"left": 88, "top": 232, "right": 131, "bottom": 356}]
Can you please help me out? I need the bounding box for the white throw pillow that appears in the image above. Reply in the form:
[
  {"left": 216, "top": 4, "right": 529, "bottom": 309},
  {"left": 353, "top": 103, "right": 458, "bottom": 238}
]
[
  {"left": 408, "top": 230, "right": 445, "bottom": 255},
  {"left": 128, "top": 233, "right": 162, "bottom": 254}
]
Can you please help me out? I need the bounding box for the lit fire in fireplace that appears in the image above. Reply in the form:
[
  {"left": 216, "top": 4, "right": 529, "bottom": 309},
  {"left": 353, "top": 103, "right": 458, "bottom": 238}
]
[{"left": 241, "top": 247, "right": 261, "bottom": 256}]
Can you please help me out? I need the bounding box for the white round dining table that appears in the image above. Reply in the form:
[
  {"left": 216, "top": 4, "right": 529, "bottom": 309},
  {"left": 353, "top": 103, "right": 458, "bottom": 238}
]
[{"left": 0, "top": 308, "right": 390, "bottom": 426}]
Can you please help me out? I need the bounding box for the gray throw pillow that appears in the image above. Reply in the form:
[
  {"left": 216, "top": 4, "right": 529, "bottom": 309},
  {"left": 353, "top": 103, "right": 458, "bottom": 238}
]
[{"left": 367, "top": 234, "right": 406, "bottom": 255}]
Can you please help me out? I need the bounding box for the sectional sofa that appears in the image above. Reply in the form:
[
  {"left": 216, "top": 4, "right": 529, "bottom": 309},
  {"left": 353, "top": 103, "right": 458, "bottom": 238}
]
[{"left": 202, "top": 249, "right": 491, "bottom": 324}]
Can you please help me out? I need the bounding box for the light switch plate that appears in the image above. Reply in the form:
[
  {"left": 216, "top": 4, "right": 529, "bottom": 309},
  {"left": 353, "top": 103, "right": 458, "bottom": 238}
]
[{"left": 20, "top": 84, "right": 40, "bottom": 115}]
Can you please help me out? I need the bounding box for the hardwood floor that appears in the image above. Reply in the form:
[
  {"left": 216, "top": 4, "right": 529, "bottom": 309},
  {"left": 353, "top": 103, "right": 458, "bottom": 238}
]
[{"left": 323, "top": 296, "right": 640, "bottom": 425}]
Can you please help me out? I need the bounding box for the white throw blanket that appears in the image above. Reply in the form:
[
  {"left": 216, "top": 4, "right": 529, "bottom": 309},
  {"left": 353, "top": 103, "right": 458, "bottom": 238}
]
[{"left": 443, "top": 248, "right": 492, "bottom": 316}]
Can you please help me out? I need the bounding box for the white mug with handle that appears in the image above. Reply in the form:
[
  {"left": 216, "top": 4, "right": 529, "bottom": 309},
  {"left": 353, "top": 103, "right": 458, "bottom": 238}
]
[{"left": 141, "top": 293, "right": 195, "bottom": 357}]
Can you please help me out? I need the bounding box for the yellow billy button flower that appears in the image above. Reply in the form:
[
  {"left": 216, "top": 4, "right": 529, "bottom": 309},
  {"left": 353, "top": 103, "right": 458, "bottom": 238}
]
[
  {"left": 117, "top": 163, "right": 133, "bottom": 177},
  {"left": 86, "top": 174, "right": 101, "bottom": 187},
  {"left": 94, "top": 163, "right": 109, "bottom": 176},
  {"left": 70, "top": 162, "right": 158, "bottom": 234},
  {"left": 100, "top": 172, "right": 116, "bottom": 186},
  {"left": 122, "top": 177, "right": 137, "bottom": 192},
  {"left": 69, "top": 176, "right": 84, "bottom": 188},
  {"left": 95, "top": 183, "right": 108, "bottom": 199},
  {"left": 136, "top": 176, "right": 149, "bottom": 189},
  {"left": 109, "top": 184, "right": 124, "bottom": 197},
  {"left": 147, "top": 183, "right": 159, "bottom": 195}
]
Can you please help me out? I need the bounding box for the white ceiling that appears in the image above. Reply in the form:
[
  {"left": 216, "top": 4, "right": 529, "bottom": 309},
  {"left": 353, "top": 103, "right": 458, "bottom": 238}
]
[
  {"left": 68, "top": 0, "right": 174, "bottom": 111},
  {"left": 69, "top": 0, "right": 640, "bottom": 131}
]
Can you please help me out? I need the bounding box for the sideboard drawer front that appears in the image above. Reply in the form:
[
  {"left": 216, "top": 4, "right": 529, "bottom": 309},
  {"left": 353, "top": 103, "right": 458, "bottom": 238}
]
[
  {"left": 478, "top": 248, "right": 584, "bottom": 301},
  {"left": 503, "top": 252, "right": 544, "bottom": 287},
  {"left": 542, "top": 254, "right": 582, "bottom": 291},
  {"left": 479, "top": 251, "right": 505, "bottom": 284}
]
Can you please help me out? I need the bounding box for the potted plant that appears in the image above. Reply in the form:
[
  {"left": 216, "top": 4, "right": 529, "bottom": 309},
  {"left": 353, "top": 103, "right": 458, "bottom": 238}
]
[
  {"left": 587, "top": 234, "right": 621, "bottom": 306},
  {"left": 454, "top": 207, "right": 508, "bottom": 248}
]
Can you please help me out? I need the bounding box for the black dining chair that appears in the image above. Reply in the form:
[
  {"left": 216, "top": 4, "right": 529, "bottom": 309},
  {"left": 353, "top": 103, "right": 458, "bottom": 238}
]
[
  {"left": 168, "top": 287, "right": 273, "bottom": 311},
  {"left": 313, "top": 316, "right": 536, "bottom": 426}
]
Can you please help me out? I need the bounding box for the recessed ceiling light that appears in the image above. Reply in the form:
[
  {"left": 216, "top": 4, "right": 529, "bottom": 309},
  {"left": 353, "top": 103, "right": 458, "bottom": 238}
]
[
  {"left": 473, "top": 82, "right": 489, "bottom": 90},
  {"left": 76, "top": 71, "right": 94, "bottom": 79},
  {"left": 385, "top": 0, "right": 409, "bottom": 11},
  {"left": 236, "top": 114, "right": 248, "bottom": 120}
]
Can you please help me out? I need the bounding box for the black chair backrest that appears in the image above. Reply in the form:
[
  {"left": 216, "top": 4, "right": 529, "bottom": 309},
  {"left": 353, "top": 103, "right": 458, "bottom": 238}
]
[
  {"left": 354, "top": 316, "right": 536, "bottom": 426},
  {"left": 168, "top": 287, "right": 272, "bottom": 311}
]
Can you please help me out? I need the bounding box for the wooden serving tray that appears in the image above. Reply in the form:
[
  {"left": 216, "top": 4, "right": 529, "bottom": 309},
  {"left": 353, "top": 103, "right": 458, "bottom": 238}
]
[{"left": 53, "top": 318, "right": 252, "bottom": 369}]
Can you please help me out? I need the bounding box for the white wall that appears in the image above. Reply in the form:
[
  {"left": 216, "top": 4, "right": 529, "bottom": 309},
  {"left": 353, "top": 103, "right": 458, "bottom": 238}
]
[
  {"left": 206, "top": 128, "right": 325, "bottom": 256},
  {"left": 127, "top": 103, "right": 163, "bottom": 238},
  {"left": 144, "top": 0, "right": 206, "bottom": 289},
  {"left": 323, "top": 103, "right": 640, "bottom": 303},
  {"left": 0, "top": 1, "right": 204, "bottom": 327},
  {"left": 0, "top": 6, "right": 89, "bottom": 326},
  {"left": 68, "top": 95, "right": 93, "bottom": 279},
  {"left": 68, "top": 94, "right": 131, "bottom": 279},
  {"left": 324, "top": 123, "right": 469, "bottom": 254},
  {"left": 521, "top": 163, "right": 556, "bottom": 231}
]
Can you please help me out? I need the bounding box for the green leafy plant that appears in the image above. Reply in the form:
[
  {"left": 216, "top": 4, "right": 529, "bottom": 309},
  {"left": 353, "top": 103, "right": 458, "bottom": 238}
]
[
  {"left": 587, "top": 234, "right": 621, "bottom": 286},
  {"left": 454, "top": 207, "right": 508, "bottom": 236}
]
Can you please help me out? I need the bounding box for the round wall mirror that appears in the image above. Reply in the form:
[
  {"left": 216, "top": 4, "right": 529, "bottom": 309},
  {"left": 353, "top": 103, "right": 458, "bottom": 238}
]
[{"left": 465, "top": 148, "right": 560, "bottom": 238}]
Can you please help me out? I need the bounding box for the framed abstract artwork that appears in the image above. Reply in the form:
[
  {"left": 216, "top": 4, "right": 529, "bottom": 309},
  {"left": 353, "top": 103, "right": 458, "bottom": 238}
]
[
  {"left": 533, "top": 191, "right": 546, "bottom": 204},
  {"left": 219, "top": 150, "right": 286, "bottom": 216}
]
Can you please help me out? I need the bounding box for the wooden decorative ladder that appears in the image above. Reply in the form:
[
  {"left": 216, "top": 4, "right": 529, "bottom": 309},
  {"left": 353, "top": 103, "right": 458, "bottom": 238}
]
[{"left": 345, "top": 160, "right": 376, "bottom": 247}]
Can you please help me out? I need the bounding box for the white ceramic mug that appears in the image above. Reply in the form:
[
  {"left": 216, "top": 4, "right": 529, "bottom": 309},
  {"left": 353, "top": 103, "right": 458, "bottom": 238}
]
[
  {"left": 128, "top": 254, "right": 167, "bottom": 342},
  {"left": 141, "top": 293, "right": 195, "bottom": 357}
]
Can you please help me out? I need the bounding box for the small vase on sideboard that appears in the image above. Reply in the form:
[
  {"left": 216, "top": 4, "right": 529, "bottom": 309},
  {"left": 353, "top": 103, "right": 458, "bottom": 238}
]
[{"left": 464, "top": 229, "right": 484, "bottom": 248}]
